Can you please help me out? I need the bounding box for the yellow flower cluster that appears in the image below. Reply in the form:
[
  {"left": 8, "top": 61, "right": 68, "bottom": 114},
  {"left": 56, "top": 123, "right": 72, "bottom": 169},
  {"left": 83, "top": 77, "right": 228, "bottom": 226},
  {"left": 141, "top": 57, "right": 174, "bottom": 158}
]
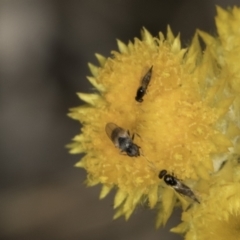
[
  {"left": 172, "top": 156, "right": 240, "bottom": 240},
  {"left": 69, "top": 6, "right": 240, "bottom": 238}
]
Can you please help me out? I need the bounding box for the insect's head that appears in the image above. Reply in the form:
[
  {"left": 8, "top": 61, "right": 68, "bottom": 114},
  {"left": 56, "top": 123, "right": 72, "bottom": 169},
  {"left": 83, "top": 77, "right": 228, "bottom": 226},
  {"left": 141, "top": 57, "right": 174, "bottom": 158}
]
[
  {"left": 159, "top": 169, "right": 167, "bottom": 179},
  {"left": 126, "top": 143, "right": 140, "bottom": 157}
]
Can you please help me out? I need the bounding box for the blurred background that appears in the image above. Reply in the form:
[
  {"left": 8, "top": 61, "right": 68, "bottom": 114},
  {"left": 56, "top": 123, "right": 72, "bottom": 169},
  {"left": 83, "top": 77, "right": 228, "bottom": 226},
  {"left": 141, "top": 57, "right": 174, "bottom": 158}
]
[{"left": 0, "top": 0, "right": 239, "bottom": 239}]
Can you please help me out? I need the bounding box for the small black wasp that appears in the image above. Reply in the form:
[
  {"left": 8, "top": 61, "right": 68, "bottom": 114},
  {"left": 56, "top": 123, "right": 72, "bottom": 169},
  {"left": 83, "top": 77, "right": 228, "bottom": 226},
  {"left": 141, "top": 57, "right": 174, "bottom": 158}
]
[
  {"left": 135, "top": 66, "right": 153, "bottom": 102},
  {"left": 159, "top": 169, "right": 200, "bottom": 203}
]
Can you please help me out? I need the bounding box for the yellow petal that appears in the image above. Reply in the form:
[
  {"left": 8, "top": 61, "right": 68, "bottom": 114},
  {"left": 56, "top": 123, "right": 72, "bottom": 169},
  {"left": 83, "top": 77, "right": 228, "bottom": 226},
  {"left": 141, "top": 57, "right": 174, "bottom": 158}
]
[
  {"left": 95, "top": 53, "right": 107, "bottom": 67},
  {"left": 99, "top": 185, "right": 113, "bottom": 199},
  {"left": 87, "top": 76, "right": 105, "bottom": 92},
  {"left": 88, "top": 63, "right": 99, "bottom": 77},
  {"left": 117, "top": 39, "right": 129, "bottom": 54},
  {"left": 77, "top": 92, "right": 102, "bottom": 106},
  {"left": 141, "top": 27, "right": 154, "bottom": 46},
  {"left": 166, "top": 25, "right": 175, "bottom": 42},
  {"left": 148, "top": 185, "right": 158, "bottom": 208},
  {"left": 170, "top": 222, "right": 189, "bottom": 234},
  {"left": 114, "top": 189, "right": 128, "bottom": 208}
]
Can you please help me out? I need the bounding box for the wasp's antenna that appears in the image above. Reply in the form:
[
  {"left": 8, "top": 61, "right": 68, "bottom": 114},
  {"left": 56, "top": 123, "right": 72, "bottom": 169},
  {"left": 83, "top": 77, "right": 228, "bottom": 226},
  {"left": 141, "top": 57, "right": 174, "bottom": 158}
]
[{"left": 141, "top": 154, "right": 158, "bottom": 173}]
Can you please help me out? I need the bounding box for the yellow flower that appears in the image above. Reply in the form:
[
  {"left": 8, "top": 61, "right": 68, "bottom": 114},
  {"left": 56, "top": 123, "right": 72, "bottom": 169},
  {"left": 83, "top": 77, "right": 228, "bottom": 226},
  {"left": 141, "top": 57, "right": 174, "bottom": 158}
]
[
  {"left": 170, "top": 6, "right": 240, "bottom": 239},
  {"left": 171, "top": 157, "right": 240, "bottom": 240},
  {"left": 198, "top": 6, "right": 240, "bottom": 128},
  {"left": 206, "top": 6, "right": 240, "bottom": 91},
  {"left": 68, "top": 7, "right": 239, "bottom": 227}
]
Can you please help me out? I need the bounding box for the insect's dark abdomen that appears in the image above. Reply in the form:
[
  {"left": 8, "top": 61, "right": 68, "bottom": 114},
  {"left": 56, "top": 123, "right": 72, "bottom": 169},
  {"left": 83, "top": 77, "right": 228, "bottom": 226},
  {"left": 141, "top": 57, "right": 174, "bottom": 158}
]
[
  {"left": 118, "top": 137, "right": 128, "bottom": 150},
  {"left": 135, "top": 87, "right": 145, "bottom": 102}
]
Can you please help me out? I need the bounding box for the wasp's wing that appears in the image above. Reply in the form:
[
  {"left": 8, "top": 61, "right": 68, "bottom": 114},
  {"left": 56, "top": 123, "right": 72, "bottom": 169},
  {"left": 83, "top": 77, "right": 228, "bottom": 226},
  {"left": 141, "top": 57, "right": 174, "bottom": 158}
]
[
  {"left": 105, "top": 122, "right": 128, "bottom": 147},
  {"left": 174, "top": 182, "right": 200, "bottom": 203},
  {"left": 141, "top": 65, "right": 153, "bottom": 88},
  {"left": 105, "top": 122, "right": 117, "bottom": 138}
]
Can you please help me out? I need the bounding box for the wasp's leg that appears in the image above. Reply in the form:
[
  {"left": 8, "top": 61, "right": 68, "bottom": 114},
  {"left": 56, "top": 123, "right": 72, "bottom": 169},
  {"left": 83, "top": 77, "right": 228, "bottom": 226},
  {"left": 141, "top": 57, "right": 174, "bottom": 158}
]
[{"left": 120, "top": 150, "right": 127, "bottom": 156}]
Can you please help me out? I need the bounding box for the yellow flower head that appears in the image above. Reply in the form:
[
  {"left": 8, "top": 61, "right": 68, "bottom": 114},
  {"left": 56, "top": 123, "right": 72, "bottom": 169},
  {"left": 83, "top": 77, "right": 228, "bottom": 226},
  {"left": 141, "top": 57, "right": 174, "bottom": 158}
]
[
  {"left": 69, "top": 7, "right": 240, "bottom": 227},
  {"left": 172, "top": 157, "right": 240, "bottom": 240},
  {"left": 197, "top": 6, "right": 240, "bottom": 161}
]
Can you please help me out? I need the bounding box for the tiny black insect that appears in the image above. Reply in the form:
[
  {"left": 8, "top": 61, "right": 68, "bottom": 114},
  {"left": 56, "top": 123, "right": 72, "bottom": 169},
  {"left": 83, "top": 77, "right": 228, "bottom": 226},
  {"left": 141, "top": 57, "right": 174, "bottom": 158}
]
[
  {"left": 135, "top": 66, "right": 153, "bottom": 102},
  {"left": 159, "top": 169, "right": 200, "bottom": 203}
]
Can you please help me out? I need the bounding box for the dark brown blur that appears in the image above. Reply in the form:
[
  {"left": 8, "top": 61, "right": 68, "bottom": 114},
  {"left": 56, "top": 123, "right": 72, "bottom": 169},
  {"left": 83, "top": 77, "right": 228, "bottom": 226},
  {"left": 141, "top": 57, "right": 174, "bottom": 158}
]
[{"left": 0, "top": 0, "right": 238, "bottom": 239}]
